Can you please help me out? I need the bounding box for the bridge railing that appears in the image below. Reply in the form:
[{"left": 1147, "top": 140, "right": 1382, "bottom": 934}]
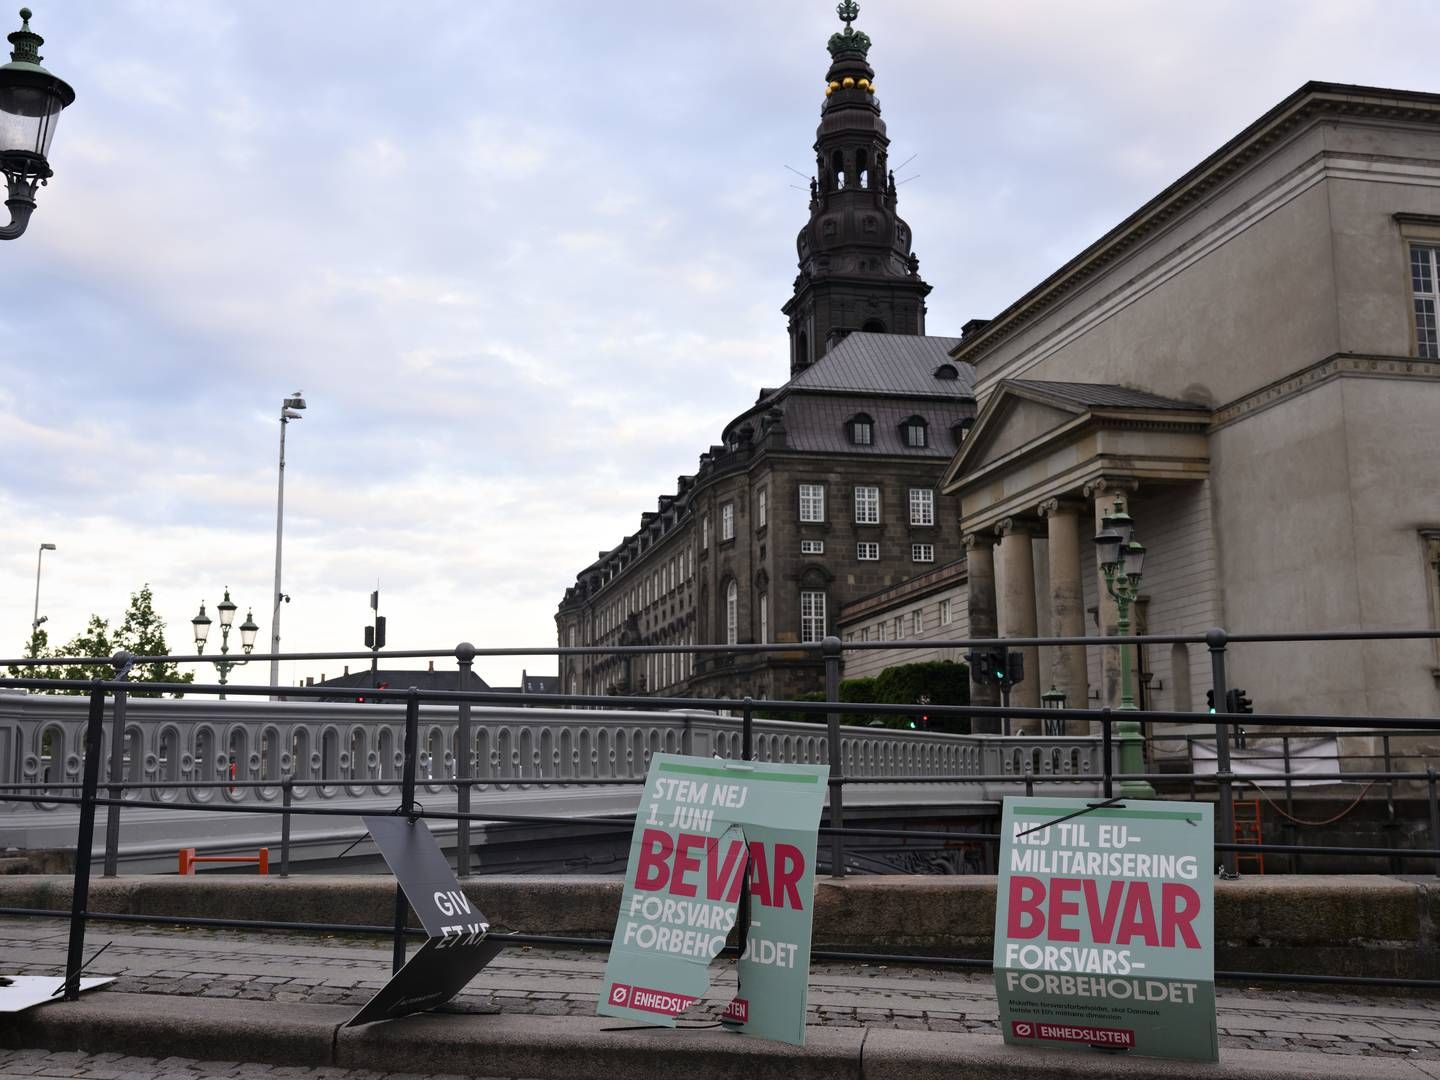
[{"left": 2, "top": 626, "right": 1440, "bottom": 999}]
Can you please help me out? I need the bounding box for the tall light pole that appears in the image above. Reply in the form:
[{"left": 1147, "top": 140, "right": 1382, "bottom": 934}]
[
  {"left": 1094, "top": 498, "right": 1155, "bottom": 798},
  {"left": 269, "top": 392, "right": 306, "bottom": 691},
  {"left": 30, "top": 540, "right": 54, "bottom": 647}
]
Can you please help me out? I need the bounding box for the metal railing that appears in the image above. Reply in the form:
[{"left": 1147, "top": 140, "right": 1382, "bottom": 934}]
[{"left": 1, "top": 626, "right": 1439, "bottom": 1000}]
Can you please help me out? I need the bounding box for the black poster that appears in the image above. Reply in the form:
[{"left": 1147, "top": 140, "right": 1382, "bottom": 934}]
[{"left": 347, "top": 815, "right": 504, "bottom": 1027}]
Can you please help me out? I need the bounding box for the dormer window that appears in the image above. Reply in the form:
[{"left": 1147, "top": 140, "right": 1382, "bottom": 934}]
[
  {"left": 933, "top": 362, "right": 959, "bottom": 380},
  {"left": 901, "top": 415, "right": 928, "bottom": 448},
  {"left": 848, "top": 413, "right": 874, "bottom": 446}
]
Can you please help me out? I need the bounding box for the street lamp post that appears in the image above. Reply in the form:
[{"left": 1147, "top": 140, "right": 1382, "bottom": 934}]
[
  {"left": 1094, "top": 498, "right": 1155, "bottom": 797},
  {"left": 29, "top": 540, "right": 54, "bottom": 647},
  {"left": 193, "top": 588, "right": 258, "bottom": 700},
  {"left": 1040, "top": 685, "right": 1067, "bottom": 737},
  {"left": 0, "top": 8, "right": 74, "bottom": 240},
  {"left": 269, "top": 392, "right": 306, "bottom": 693}
]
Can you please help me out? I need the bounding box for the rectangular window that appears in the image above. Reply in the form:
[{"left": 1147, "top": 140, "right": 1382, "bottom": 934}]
[
  {"left": 912, "top": 543, "right": 934, "bottom": 563},
  {"left": 799, "top": 483, "right": 825, "bottom": 522},
  {"left": 757, "top": 488, "right": 768, "bottom": 528},
  {"left": 721, "top": 502, "right": 735, "bottom": 541},
  {"left": 856, "top": 541, "right": 880, "bottom": 561},
  {"left": 801, "top": 539, "right": 825, "bottom": 555},
  {"left": 852, "top": 419, "right": 873, "bottom": 445},
  {"left": 702, "top": 515, "right": 710, "bottom": 549},
  {"left": 912, "top": 610, "right": 923, "bottom": 637},
  {"left": 909, "top": 488, "right": 934, "bottom": 526},
  {"left": 905, "top": 422, "right": 927, "bottom": 448},
  {"left": 940, "top": 598, "right": 953, "bottom": 625},
  {"left": 759, "top": 593, "right": 768, "bottom": 644},
  {"left": 800, "top": 591, "right": 826, "bottom": 643},
  {"left": 854, "top": 485, "right": 880, "bottom": 524},
  {"left": 860, "top": 626, "right": 870, "bottom": 643},
  {"left": 1414, "top": 245, "right": 1440, "bottom": 358}
]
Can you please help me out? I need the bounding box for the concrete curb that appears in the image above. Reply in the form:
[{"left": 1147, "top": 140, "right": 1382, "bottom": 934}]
[
  {"left": 3, "top": 991, "right": 1436, "bottom": 1080},
  {"left": 2, "top": 873, "right": 1437, "bottom": 978}
]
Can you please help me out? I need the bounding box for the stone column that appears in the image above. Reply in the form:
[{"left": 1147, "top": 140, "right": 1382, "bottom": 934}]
[
  {"left": 1083, "top": 478, "right": 1138, "bottom": 708},
  {"left": 964, "top": 533, "right": 1000, "bottom": 730},
  {"left": 995, "top": 518, "right": 1041, "bottom": 728},
  {"left": 1039, "top": 498, "right": 1089, "bottom": 728}
]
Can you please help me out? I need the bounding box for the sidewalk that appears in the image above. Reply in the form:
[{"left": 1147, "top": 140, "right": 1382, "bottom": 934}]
[{"left": 3, "top": 916, "right": 1440, "bottom": 1078}]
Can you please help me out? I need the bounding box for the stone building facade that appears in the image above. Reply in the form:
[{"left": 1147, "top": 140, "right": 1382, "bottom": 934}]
[{"left": 555, "top": 9, "right": 976, "bottom": 704}]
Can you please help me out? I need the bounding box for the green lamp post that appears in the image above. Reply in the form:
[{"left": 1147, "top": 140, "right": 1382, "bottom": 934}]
[
  {"left": 1094, "top": 498, "right": 1155, "bottom": 797},
  {"left": 193, "top": 589, "right": 258, "bottom": 700},
  {"left": 0, "top": 8, "right": 74, "bottom": 240}
]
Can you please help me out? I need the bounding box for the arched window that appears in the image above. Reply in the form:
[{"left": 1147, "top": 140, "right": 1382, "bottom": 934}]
[
  {"left": 832, "top": 149, "right": 845, "bottom": 189},
  {"left": 861, "top": 318, "right": 887, "bottom": 333},
  {"left": 847, "top": 412, "right": 874, "bottom": 446},
  {"left": 725, "top": 580, "right": 738, "bottom": 646},
  {"left": 796, "top": 330, "right": 809, "bottom": 369},
  {"left": 856, "top": 148, "right": 869, "bottom": 189}
]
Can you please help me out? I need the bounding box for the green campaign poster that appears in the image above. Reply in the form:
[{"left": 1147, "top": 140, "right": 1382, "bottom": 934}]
[
  {"left": 992, "top": 796, "right": 1218, "bottom": 1062},
  {"left": 597, "top": 752, "right": 828, "bottom": 1045}
]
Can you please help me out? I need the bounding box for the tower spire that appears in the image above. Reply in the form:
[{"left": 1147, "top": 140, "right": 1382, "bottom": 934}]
[{"left": 782, "top": 3, "right": 931, "bottom": 376}]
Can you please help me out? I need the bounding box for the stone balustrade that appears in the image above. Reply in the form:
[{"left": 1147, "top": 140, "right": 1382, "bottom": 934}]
[{"left": 0, "top": 692, "right": 1105, "bottom": 813}]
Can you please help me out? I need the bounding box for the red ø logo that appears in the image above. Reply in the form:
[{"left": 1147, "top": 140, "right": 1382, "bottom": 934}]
[
  {"left": 610, "top": 984, "right": 631, "bottom": 1005},
  {"left": 1013, "top": 1022, "right": 1035, "bottom": 1038}
]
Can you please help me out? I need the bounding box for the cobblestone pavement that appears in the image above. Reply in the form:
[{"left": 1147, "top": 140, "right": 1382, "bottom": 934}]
[{"left": 4, "top": 917, "right": 1440, "bottom": 1063}]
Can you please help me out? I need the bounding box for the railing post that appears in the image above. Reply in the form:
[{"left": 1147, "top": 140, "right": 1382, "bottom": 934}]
[
  {"left": 455, "top": 643, "right": 475, "bottom": 878},
  {"left": 823, "top": 636, "right": 845, "bottom": 879},
  {"left": 1282, "top": 736, "right": 1296, "bottom": 873},
  {"left": 1207, "top": 628, "right": 1236, "bottom": 877},
  {"left": 393, "top": 687, "right": 420, "bottom": 974},
  {"left": 1101, "top": 708, "right": 1113, "bottom": 800},
  {"left": 1024, "top": 760, "right": 1034, "bottom": 798},
  {"left": 64, "top": 684, "right": 108, "bottom": 1001},
  {"left": 102, "top": 651, "right": 133, "bottom": 878},
  {"left": 280, "top": 775, "right": 293, "bottom": 878},
  {"left": 742, "top": 696, "right": 753, "bottom": 762},
  {"left": 1427, "top": 767, "right": 1439, "bottom": 881}
]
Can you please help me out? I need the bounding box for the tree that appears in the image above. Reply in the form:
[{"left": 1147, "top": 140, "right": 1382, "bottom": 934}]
[
  {"left": 838, "top": 660, "right": 971, "bottom": 732},
  {"left": 115, "top": 584, "right": 193, "bottom": 696},
  {"left": 7, "top": 585, "right": 193, "bottom": 697}
]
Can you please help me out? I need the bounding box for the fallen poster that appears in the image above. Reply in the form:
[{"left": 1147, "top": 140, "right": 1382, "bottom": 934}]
[
  {"left": 597, "top": 752, "right": 828, "bottom": 1045},
  {"left": 347, "top": 814, "right": 504, "bottom": 1026},
  {"left": 992, "top": 796, "right": 1217, "bottom": 1062}
]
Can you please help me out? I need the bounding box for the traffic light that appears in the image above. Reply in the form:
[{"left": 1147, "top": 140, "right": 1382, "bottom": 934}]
[
  {"left": 365, "top": 616, "right": 387, "bottom": 650},
  {"left": 1206, "top": 689, "right": 1215, "bottom": 713},
  {"left": 1226, "top": 688, "right": 1253, "bottom": 714},
  {"left": 1005, "top": 650, "right": 1025, "bottom": 688}
]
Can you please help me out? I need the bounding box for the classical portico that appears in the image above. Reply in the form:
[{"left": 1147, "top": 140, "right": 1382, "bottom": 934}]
[{"left": 941, "top": 381, "right": 1211, "bottom": 732}]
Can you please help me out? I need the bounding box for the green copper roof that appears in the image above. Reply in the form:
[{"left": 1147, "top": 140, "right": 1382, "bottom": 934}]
[{"left": 827, "top": 0, "right": 871, "bottom": 58}]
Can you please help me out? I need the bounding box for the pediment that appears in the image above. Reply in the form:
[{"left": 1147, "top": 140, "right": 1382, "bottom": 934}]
[{"left": 943, "top": 394, "right": 1082, "bottom": 487}]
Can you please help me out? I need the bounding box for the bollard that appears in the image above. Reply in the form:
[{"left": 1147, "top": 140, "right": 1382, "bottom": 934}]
[
  {"left": 1207, "top": 629, "right": 1237, "bottom": 877},
  {"left": 1024, "top": 761, "right": 1034, "bottom": 798},
  {"left": 280, "top": 775, "right": 293, "bottom": 878},
  {"left": 64, "top": 684, "right": 108, "bottom": 1001},
  {"left": 455, "top": 643, "right": 476, "bottom": 878},
  {"left": 823, "top": 637, "right": 846, "bottom": 879}
]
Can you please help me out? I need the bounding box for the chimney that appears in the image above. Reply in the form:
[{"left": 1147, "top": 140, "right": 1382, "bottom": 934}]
[
  {"left": 428, "top": 660, "right": 434, "bottom": 672},
  {"left": 305, "top": 677, "right": 314, "bottom": 687},
  {"left": 344, "top": 665, "right": 349, "bottom": 676}
]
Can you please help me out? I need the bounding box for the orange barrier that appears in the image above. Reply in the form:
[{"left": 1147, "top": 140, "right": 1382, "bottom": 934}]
[{"left": 177, "top": 847, "right": 270, "bottom": 875}]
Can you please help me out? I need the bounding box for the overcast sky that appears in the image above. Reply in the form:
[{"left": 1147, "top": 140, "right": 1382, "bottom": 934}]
[{"left": 2, "top": 0, "right": 1434, "bottom": 691}]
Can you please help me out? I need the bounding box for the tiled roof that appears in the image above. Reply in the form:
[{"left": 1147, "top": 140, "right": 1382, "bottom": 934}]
[
  {"left": 783, "top": 396, "right": 967, "bottom": 457},
  {"left": 788, "top": 333, "right": 971, "bottom": 397},
  {"left": 1006, "top": 380, "right": 1209, "bottom": 412},
  {"left": 316, "top": 670, "right": 491, "bottom": 693}
]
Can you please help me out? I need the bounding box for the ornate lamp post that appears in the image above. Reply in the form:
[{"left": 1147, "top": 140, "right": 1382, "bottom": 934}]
[
  {"left": 0, "top": 8, "right": 74, "bottom": 240},
  {"left": 1094, "top": 498, "right": 1155, "bottom": 797},
  {"left": 192, "top": 588, "right": 258, "bottom": 700},
  {"left": 1040, "top": 685, "right": 1067, "bottom": 737}
]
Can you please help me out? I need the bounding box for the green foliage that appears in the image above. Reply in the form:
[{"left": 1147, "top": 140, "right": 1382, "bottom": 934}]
[
  {"left": 8, "top": 584, "right": 194, "bottom": 697},
  {"left": 838, "top": 660, "right": 971, "bottom": 732}
]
